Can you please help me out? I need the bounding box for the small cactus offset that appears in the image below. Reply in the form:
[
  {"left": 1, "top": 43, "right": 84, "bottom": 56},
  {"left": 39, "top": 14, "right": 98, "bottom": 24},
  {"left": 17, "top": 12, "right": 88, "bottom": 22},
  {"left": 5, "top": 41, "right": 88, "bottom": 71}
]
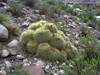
[
  {"left": 27, "top": 40, "right": 38, "bottom": 54},
  {"left": 20, "top": 30, "right": 34, "bottom": 45},
  {"left": 20, "top": 20, "right": 77, "bottom": 61}
]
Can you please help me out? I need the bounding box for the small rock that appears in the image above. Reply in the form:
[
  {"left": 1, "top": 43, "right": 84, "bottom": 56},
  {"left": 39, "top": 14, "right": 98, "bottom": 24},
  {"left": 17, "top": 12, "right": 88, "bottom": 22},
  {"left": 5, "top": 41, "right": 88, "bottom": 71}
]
[
  {"left": 70, "top": 24, "right": 75, "bottom": 28},
  {"left": 21, "top": 22, "right": 29, "bottom": 27},
  {"left": 8, "top": 40, "right": 18, "bottom": 47},
  {"left": 23, "top": 63, "right": 30, "bottom": 66},
  {"left": 36, "top": 61, "right": 44, "bottom": 68},
  {"left": 59, "top": 65, "right": 62, "bottom": 69},
  {"left": 34, "top": 58, "right": 37, "bottom": 62},
  {"left": 69, "top": 19, "right": 73, "bottom": 23},
  {"left": 59, "top": 70, "right": 65, "bottom": 75},
  {"left": 0, "top": 70, "right": 6, "bottom": 75},
  {"left": 98, "top": 36, "right": 100, "bottom": 40},
  {"left": 62, "top": 63, "right": 66, "bottom": 66},
  {"left": 5, "top": 61, "right": 12, "bottom": 68},
  {"left": 0, "top": 64, "right": 6, "bottom": 68},
  {"left": 23, "top": 59, "right": 28, "bottom": 64},
  {"left": 1, "top": 49, "right": 9, "bottom": 57},
  {"left": 41, "top": 15, "right": 45, "bottom": 18},
  {"left": 16, "top": 55, "right": 25, "bottom": 60},
  {"left": 0, "top": 24, "right": 8, "bottom": 42},
  {"left": 54, "top": 73, "right": 59, "bottom": 75},
  {"left": 69, "top": 65, "right": 74, "bottom": 69},
  {"left": 19, "top": 65, "right": 45, "bottom": 75},
  {"left": 56, "top": 61, "right": 59, "bottom": 65},
  {"left": 34, "top": 10, "right": 40, "bottom": 14},
  {"left": 45, "top": 65, "right": 50, "bottom": 69},
  {"left": 10, "top": 49, "right": 17, "bottom": 55},
  {"left": 74, "top": 41, "right": 79, "bottom": 47}
]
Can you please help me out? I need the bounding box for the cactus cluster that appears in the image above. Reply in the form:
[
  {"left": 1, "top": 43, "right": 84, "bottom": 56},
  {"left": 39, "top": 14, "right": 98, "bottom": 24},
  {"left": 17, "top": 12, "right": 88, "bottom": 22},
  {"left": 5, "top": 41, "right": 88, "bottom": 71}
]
[{"left": 20, "top": 20, "right": 77, "bottom": 61}]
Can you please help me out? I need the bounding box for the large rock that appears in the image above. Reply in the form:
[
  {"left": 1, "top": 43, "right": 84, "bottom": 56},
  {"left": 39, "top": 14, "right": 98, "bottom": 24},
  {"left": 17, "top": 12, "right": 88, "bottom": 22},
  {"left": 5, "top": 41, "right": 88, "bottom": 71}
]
[
  {"left": 19, "top": 65, "right": 45, "bottom": 75},
  {"left": 0, "top": 24, "right": 8, "bottom": 42}
]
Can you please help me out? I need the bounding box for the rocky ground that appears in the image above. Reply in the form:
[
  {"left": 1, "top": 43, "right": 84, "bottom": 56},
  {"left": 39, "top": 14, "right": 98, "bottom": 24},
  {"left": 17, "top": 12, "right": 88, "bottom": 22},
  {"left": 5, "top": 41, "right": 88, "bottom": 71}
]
[{"left": 0, "top": 0, "right": 100, "bottom": 75}]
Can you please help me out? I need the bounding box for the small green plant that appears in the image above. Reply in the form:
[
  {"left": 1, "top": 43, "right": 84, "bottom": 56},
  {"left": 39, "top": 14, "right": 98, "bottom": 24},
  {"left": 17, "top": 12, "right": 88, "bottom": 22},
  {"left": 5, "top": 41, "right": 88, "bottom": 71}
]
[
  {"left": 13, "top": 65, "right": 19, "bottom": 74},
  {"left": 80, "top": 31, "right": 100, "bottom": 60},
  {"left": 20, "top": 68, "right": 30, "bottom": 75},
  {"left": 83, "top": 17, "right": 89, "bottom": 23},
  {"left": 9, "top": 51, "right": 11, "bottom": 56}
]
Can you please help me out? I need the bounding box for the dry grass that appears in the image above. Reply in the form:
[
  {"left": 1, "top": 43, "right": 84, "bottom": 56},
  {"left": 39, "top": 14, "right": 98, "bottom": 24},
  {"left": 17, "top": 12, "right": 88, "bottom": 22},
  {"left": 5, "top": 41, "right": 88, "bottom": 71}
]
[{"left": 0, "top": 13, "right": 20, "bottom": 35}]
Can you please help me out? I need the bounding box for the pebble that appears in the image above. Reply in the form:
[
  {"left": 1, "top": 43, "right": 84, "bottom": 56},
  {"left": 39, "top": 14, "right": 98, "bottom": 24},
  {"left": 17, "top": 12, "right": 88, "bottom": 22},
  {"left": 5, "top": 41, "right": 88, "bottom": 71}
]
[
  {"left": 23, "top": 63, "right": 30, "bottom": 66},
  {"left": 62, "top": 63, "right": 66, "bottom": 66},
  {"left": 34, "top": 58, "right": 37, "bottom": 62},
  {"left": 54, "top": 73, "right": 59, "bottom": 75},
  {"left": 5, "top": 61, "right": 12, "bottom": 68},
  {"left": 59, "top": 65, "right": 63, "bottom": 69},
  {"left": 8, "top": 40, "right": 18, "bottom": 47},
  {"left": 10, "top": 49, "right": 17, "bottom": 55},
  {"left": 21, "top": 22, "right": 29, "bottom": 27},
  {"left": 23, "top": 59, "right": 28, "bottom": 63},
  {"left": 16, "top": 55, "right": 25, "bottom": 60},
  {"left": 45, "top": 65, "right": 50, "bottom": 69},
  {"left": 98, "top": 36, "right": 100, "bottom": 40},
  {"left": 74, "top": 41, "right": 79, "bottom": 47},
  {"left": 59, "top": 70, "right": 65, "bottom": 75},
  {"left": 56, "top": 61, "right": 59, "bottom": 65},
  {"left": 36, "top": 61, "right": 44, "bottom": 68},
  {"left": 0, "top": 64, "right": 6, "bottom": 68},
  {"left": 1, "top": 49, "right": 9, "bottom": 57},
  {"left": 69, "top": 65, "right": 74, "bottom": 69},
  {"left": 0, "top": 70, "right": 6, "bottom": 75},
  {"left": 70, "top": 24, "right": 75, "bottom": 28}
]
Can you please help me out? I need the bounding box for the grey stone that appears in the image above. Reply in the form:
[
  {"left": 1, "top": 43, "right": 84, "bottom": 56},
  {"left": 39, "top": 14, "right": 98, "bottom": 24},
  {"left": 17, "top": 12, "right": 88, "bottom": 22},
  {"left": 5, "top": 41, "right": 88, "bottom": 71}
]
[
  {"left": 8, "top": 40, "right": 18, "bottom": 47},
  {"left": 1, "top": 49, "right": 9, "bottom": 57},
  {"left": 10, "top": 49, "right": 17, "bottom": 55},
  {"left": 59, "top": 70, "right": 65, "bottom": 75},
  {"left": 0, "top": 70, "right": 6, "bottom": 75},
  {"left": 16, "top": 55, "right": 25, "bottom": 60},
  {"left": 0, "top": 24, "right": 8, "bottom": 42},
  {"left": 21, "top": 22, "right": 29, "bottom": 27},
  {"left": 74, "top": 41, "right": 79, "bottom": 47},
  {"left": 45, "top": 65, "right": 50, "bottom": 69},
  {"left": 70, "top": 24, "right": 75, "bottom": 28},
  {"left": 5, "top": 61, "right": 12, "bottom": 68},
  {"left": 23, "top": 59, "right": 28, "bottom": 64},
  {"left": 0, "top": 64, "right": 6, "bottom": 68}
]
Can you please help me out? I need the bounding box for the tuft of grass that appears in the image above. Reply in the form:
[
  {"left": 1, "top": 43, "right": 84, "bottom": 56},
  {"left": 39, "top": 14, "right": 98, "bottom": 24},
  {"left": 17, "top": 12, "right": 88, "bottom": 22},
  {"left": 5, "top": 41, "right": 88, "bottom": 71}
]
[
  {"left": 8, "top": 2, "right": 22, "bottom": 16},
  {"left": 0, "top": 13, "right": 20, "bottom": 35}
]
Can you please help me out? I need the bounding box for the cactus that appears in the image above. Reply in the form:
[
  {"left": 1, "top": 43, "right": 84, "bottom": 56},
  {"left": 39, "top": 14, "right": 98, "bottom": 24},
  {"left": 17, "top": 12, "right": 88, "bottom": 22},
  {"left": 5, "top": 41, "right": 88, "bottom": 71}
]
[
  {"left": 44, "top": 23, "right": 58, "bottom": 33},
  {"left": 39, "top": 20, "right": 48, "bottom": 25},
  {"left": 48, "top": 47, "right": 61, "bottom": 61},
  {"left": 37, "top": 43, "right": 51, "bottom": 60},
  {"left": 28, "top": 22, "right": 42, "bottom": 31},
  {"left": 57, "top": 30, "right": 69, "bottom": 41},
  {"left": 20, "top": 30, "right": 34, "bottom": 45},
  {"left": 65, "top": 41, "right": 72, "bottom": 48},
  {"left": 34, "top": 27, "right": 52, "bottom": 43},
  {"left": 64, "top": 48, "right": 73, "bottom": 59},
  {"left": 50, "top": 33, "right": 65, "bottom": 50},
  {"left": 27, "top": 40, "right": 38, "bottom": 54},
  {"left": 20, "top": 20, "right": 77, "bottom": 62},
  {"left": 59, "top": 50, "right": 67, "bottom": 62}
]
